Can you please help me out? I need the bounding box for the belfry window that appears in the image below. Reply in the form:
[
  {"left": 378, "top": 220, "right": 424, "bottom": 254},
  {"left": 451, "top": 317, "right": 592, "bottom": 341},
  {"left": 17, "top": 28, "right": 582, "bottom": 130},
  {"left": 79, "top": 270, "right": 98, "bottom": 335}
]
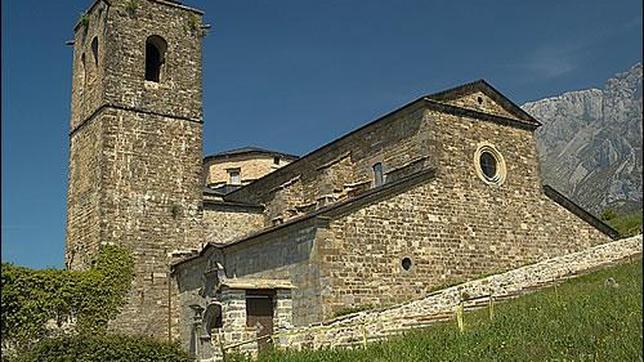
[
  {"left": 373, "top": 162, "right": 384, "bottom": 187},
  {"left": 80, "top": 53, "right": 87, "bottom": 90},
  {"left": 145, "top": 35, "right": 167, "bottom": 82},
  {"left": 91, "top": 37, "right": 99, "bottom": 66}
]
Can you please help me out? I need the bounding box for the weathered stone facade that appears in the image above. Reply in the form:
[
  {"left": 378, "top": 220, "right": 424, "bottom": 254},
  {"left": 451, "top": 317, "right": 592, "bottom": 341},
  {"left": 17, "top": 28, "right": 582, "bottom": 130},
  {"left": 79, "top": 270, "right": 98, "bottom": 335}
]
[
  {"left": 172, "top": 82, "right": 620, "bottom": 359},
  {"left": 63, "top": 0, "right": 624, "bottom": 357},
  {"left": 202, "top": 202, "right": 264, "bottom": 245},
  {"left": 253, "top": 234, "right": 642, "bottom": 354},
  {"left": 204, "top": 149, "right": 298, "bottom": 187},
  {"left": 65, "top": 0, "right": 205, "bottom": 338}
]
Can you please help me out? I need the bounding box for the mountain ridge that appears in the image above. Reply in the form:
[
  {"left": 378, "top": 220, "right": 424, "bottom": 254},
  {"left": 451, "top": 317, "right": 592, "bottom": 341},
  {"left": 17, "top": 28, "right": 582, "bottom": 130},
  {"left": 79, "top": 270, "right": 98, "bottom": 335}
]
[{"left": 522, "top": 63, "right": 642, "bottom": 214}]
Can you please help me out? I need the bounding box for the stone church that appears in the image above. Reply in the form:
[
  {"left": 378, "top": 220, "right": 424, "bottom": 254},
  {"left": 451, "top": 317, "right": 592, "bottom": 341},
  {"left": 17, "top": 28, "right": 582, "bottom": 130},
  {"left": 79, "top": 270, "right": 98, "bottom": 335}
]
[{"left": 64, "top": 0, "right": 618, "bottom": 356}]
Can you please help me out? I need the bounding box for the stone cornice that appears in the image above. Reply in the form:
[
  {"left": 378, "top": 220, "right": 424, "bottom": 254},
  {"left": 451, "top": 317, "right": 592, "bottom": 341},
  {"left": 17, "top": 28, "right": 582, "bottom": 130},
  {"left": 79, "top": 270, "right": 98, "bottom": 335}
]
[{"left": 69, "top": 103, "right": 203, "bottom": 138}]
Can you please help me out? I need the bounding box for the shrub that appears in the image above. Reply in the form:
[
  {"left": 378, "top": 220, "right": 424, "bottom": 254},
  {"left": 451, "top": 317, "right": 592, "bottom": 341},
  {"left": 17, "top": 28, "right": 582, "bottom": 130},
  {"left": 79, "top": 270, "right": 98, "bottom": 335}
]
[
  {"left": 600, "top": 208, "right": 617, "bottom": 221},
  {"left": 332, "top": 304, "right": 375, "bottom": 318},
  {"left": 11, "top": 333, "right": 191, "bottom": 362},
  {"left": 78, "top": 13, "right": 89, "bottom": 28},
  {"left": 1, "top": 245, "right": 134, "bottom": 356},
  {"left": 604, "top": 209, "right": 643, "bottom": 237},
  {"left": 125, "top": 0, "right": 139, "bottom": 15}
]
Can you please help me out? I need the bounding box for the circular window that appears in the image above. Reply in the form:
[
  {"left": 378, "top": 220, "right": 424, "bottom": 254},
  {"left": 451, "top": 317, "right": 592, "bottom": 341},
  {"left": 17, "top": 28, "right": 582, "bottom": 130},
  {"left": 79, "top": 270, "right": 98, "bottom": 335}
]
[
  {"left": 479, "top": 151, "right": 497, "bottom": 180},
  {"left": 474, "top": 143, "right": 506, "bottom": 186},
  {"left": 401, "top": 257, "right": 413, "bottom": 271}
]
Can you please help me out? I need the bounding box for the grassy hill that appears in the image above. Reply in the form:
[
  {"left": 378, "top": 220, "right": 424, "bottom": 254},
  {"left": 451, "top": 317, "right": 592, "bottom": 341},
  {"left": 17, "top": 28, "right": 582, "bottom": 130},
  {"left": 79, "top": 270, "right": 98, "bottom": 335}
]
[
  {"left": 605, "top": 209, "right": 643, "bottom": 238},
  {"left": 231, "top": 257, "right": 642, "bottom": 361}
]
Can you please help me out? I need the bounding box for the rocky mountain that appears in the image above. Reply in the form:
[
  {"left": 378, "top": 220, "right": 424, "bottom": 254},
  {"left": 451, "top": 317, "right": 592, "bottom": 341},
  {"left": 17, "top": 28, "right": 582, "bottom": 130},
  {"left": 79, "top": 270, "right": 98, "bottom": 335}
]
[{"left": 522, "top": 63, "right": 642, "bottom": 214}]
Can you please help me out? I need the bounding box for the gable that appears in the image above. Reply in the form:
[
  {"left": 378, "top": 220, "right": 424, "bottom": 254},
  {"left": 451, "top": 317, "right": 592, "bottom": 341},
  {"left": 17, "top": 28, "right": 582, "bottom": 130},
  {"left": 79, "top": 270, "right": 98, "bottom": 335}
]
[
  {"left": 426, "top": 80, "right": 541, "bottom": 127},
  {"left": 442, "top": 91, "right": 516, "bottom": 119}
]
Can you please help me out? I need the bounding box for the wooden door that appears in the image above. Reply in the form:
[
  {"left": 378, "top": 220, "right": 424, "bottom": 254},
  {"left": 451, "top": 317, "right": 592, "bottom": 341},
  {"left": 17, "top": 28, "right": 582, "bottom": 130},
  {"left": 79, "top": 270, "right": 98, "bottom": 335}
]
[{"left": 246, "top": 290, "right": 275, "bottom": 352}]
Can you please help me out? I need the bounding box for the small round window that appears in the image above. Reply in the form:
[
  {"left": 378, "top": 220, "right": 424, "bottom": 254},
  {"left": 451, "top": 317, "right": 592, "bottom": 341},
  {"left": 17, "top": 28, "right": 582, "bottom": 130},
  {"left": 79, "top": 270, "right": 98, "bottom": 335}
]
[
  {"left": 474, "top": 143, "right": 506, "bottom": 186},
  {"left": 401, "top": 257, "right": 413, "bottom": 271}
]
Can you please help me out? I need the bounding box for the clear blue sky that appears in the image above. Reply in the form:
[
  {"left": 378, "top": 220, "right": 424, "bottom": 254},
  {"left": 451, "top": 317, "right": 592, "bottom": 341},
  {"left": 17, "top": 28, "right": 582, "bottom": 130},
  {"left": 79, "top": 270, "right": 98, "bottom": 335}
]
[{"left": 2, "top": 0, "right": 641, "bottom": 269}]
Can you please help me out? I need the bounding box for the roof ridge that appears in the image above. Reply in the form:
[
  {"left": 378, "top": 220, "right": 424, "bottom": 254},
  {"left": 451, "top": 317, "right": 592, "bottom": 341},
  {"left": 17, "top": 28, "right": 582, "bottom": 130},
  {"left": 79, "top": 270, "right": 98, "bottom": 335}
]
[{"left": 204, "top": 146, "right": 299, "bottom": 160}]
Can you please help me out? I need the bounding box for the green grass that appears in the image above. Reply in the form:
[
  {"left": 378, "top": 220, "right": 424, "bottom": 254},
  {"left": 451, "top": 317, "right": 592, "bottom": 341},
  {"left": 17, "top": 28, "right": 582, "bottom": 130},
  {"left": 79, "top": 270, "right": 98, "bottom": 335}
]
[
  {"left": 230, "top": 258, "right": 643, "bottom": 361},
  {"left": 606, "top": 209, "right": 643, "bottom": 237}
]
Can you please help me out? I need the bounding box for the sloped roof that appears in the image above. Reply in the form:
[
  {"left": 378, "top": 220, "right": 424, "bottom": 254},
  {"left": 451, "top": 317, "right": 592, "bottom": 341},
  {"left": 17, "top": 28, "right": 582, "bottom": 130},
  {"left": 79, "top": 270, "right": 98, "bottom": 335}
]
[
  {"left": 204, "top": 146, "right": 299, "bottom": 161},
  {"left": 223, "top": 79, "right": 542, "bottom": 203},
  {"left": 542, "top": 185, "right": 619, "bottom": 240},
  {"left": 172, "top": 167, "right": 438, "bottom": 269},
  {"left": 220, "top": 278, "right": 295, "bottom": 290}
]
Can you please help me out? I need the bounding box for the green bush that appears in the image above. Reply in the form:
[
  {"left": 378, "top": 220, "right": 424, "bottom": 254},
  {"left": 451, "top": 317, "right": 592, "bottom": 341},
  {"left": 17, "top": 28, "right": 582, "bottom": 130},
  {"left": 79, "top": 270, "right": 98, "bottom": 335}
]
[
  {"left": 1, "top": 245, "right": 134, "bottom": 354},
  {"left": 78, "top": 13, "right": 89, "bottom": 28},
  {"left": 600, "top": 208, "right": 617, "bottom": 221},
  {"left": 604, "top": 209, "right": 643, "bottom": 237},
  {"left": 332, "top": 304, "right": 375, "bottom": 318},
  {"left": 12, "top": 333, "right": 191, "bottom": 362}
]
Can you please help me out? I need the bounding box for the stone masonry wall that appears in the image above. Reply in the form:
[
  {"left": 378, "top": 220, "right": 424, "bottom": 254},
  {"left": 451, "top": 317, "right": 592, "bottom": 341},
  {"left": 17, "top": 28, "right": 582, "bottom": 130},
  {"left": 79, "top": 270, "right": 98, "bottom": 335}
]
[
  {"left": 70, "top": 0, "right": 204, "bottom": 130},
  {"left": 227, "top": 105, "right": 431, "bottom": 223},
  {"left": 318, "top": 108, "right": 613, "bottom": 318},
  {"left": 215, "top": 288, "right": 294, "bottom": 356},
  {"left": 99, "top": 108, "right": 204, "bottom": 337},
  {"left": 174, "top": 254, "right": 210, "bottom": 352},
  {"left": 204, "top": 155, "right": 294, "bottom": 187},
  {"left": 203, "top": 204, "right": 265, "bottom": 245},
  {"left": 231, "top": 235, "right": 642, "bottom": 354},
  {"left": 70, "top": 0, "right": 108, "bottom": 131},
  {"left": 222, "top": 220, "right": 324, "bottom": 326},
  {"left": 442, "top": 91, "right": 516, "bottom": 119},
  {"left": 174, "top": 218, "right": 325, "bottom": 333},
  {"left": 66, "top": 0, "right": 205, "bottom": 339},
  {"left": 65, "top": 118, "right": 103, "bottom": 270}
]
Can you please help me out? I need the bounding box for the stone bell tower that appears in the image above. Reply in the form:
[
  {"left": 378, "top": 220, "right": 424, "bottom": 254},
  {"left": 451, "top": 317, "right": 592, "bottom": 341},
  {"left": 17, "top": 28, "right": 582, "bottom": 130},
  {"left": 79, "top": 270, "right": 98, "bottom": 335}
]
[{"left": 65, "top": 0, "right": 205, "bottom": 338}]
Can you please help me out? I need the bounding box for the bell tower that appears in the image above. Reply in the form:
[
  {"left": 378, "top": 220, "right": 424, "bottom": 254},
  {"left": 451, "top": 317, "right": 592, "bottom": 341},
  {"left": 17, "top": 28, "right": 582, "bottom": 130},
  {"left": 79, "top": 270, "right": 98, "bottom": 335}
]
[{"left": 65, "top": 0, "right": 205, "bottom": 337}]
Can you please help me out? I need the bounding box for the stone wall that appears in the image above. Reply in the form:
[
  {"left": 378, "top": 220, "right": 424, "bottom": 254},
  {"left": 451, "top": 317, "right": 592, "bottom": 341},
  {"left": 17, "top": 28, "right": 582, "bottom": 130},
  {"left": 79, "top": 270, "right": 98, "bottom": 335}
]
[
  {"left": 229, "top": 235, "right": 642, "bottom": 354},
  {"left": 174, "top": 254, "right": 295, "bottom": 357},
  {"left": 70, "top": 0, "right": 204, "bottom": 131},
  {"left": 65, "top": 0, "right": 205, "bottom": 339},
  {"left": 219, "top": 289, "right": 251, "bottom": 352},
  {"left": 65, "top": 117, "right": 103, "bottom": 270},
  {"left": 98, "top": 108, "right": 204, "bottom": 337},
  {"left": 223, "top": 220, "right": 324, "bottom": 326},
  {"left": 204, "top": 155, "right": 294, "bottom": 187},
  {"left": 203, "top": 203, "right": 264, "bottom": 245},
  {"left": 442, "top": 91, "right": 516, "bottom": 119},
  {"left": 173, "top": 253, "right": 210, "bottom": 352},
  {"left": 175, "top": 218, "right": 324, "bottom": 333},
  {"left": 226, "top": 105, "right": 430, "bottom": 223},
  {"left": 216, "top": 288, "right": 293, "bottom": 354},
  {"left": 317, "top": 107, "right": 614, "bottom": 318}
]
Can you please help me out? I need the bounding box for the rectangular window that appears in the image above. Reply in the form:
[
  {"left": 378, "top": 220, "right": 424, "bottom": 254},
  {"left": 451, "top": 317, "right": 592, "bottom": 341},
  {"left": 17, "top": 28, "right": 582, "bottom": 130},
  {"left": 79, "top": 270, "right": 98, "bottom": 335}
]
[
  {"left": 228, "top": 168, "right": 241, "bottom": 185},
  {"left": 373, "top": 162, "right": 384, "bottom": 187}
]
